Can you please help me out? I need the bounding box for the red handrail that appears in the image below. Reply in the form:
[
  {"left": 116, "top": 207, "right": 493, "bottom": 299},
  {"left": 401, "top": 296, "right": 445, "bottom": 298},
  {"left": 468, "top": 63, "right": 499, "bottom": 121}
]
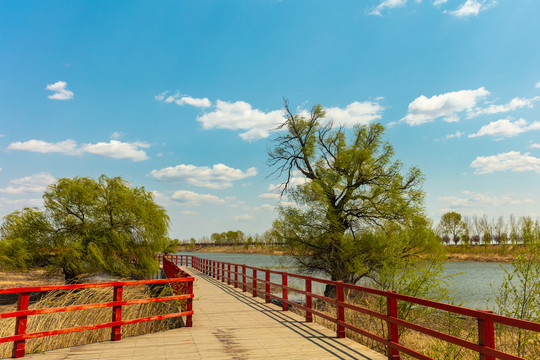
[
  {"left": 169, "top": 254, "right": 539, "bottom": 360},
  {"left": 1, "top": 257, "right": 194, "bottom": 358}
]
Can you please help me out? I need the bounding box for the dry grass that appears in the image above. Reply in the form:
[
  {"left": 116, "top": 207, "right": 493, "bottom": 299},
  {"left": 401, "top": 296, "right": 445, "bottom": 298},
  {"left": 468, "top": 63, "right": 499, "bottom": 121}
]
[
  {"left": 283, "top": 287, "right": 540, "bottom": 360},
  {"left": 0, "top": 280, "right": 185, "bottom": 358}
]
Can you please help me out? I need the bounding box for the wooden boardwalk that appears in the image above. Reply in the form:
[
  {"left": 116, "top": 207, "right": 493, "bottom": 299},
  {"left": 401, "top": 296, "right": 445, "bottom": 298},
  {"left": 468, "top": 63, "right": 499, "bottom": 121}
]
[{"left": 24, "top": 268, "right": 386, "bottom": 360}]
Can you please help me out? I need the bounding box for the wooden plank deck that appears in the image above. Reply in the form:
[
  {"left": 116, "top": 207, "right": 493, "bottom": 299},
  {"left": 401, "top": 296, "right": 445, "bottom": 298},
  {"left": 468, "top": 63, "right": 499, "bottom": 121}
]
[{"left": 23, "top": 268, "right": 386, "bottom": 359}]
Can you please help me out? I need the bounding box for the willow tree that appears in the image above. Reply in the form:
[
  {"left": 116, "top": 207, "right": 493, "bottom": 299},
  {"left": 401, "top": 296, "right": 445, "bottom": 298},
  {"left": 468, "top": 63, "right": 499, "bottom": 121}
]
[
  {"left": 0, "top": 175, "right": 174, "bottom": 283},
  {"left": 269, "top": 102, "right": 436, "bottom": 293}
]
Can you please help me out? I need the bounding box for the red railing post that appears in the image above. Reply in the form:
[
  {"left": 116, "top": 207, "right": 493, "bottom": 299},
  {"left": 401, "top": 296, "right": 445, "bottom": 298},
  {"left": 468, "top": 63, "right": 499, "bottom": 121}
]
[
  {"left": 336, "top": 281, "right": 345, "bottom": 338},
  {"left": 265, "top": 270, "right": 271, "bottom": 303},
  {"left": 252, "top": 269, "right": 258, "bottom": 297},
  {"left": 111, "top": 285, "right": 123, "bottom": 341},
  {"left": 186, "top": 279, "right": 194, "bottom": 327},
  {"left": 478, "top": 310, "right": 495, "bottom": 360},
  {"left": 282, "top": 272, "right": 288, "bottom": 311},
  {"left": 221, "top": 262, "right": 224, "bottom": 282},
  {"left": 12, "top": 292, "right": 29, "bottom": 358},
  {"left": 227, "top": 264, "right": 231, "bottom": 285},
  {"left": 386, "top": 291, "right": 400, "bottom": 360},
  {"left": 305, "top": 277, "right": 312, "bottom": 322},
  {"left": 213, "top": 261, "right": 216, "bottom": 278},
  {"left": 234, "top": 265, "right": 238, "bottom": 288},
  {"left": 242, "top": 265, "right": 247, "bottom": 292}
]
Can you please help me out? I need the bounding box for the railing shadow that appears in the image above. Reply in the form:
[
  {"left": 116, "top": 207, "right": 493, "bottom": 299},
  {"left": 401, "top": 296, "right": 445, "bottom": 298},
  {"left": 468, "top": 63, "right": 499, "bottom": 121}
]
[{"left": 187, "top": 267, "right": 381, "bottom": 360}]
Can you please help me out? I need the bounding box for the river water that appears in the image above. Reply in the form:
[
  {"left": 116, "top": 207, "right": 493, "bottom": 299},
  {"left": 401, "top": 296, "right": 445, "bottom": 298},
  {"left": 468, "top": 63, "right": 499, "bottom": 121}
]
[{"left": 178, "top": 252, "right": 512, "bottom": 310}]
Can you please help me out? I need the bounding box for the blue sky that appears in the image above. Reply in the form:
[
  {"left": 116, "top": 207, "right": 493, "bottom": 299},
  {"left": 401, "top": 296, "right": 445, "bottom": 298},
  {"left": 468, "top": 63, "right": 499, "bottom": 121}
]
[{"left": 1, "top": 0, "right": 539, "bottom": 239}]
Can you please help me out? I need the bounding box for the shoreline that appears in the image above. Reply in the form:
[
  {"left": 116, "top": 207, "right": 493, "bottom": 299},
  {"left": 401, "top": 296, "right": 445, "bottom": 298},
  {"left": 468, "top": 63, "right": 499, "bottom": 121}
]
[{"left": 176, "top": 245, "right": 516, "bottom": 263}]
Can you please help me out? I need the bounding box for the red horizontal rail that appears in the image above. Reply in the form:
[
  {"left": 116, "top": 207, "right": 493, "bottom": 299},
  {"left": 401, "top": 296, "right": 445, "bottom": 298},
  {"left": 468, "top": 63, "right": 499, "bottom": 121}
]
[
  {"left": 1, "top": 256, "right": 194, "bottom": 358},
  {"left": 172, "top": 254, "right": 537, "bottom": 360}
]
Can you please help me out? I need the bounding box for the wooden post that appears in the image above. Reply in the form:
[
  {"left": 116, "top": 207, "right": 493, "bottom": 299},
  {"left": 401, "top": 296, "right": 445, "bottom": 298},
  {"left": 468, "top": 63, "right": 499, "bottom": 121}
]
[
  {"left": 12, "top": 292, "right": 29, "bottom": 358},
  {"left": 336, "top": 281, "right": 345, "bottom": 338},
  {"left": 111, "top": 285, "right": 123, "bottom": 341},
  {"left": 305, "top": 277, "right": 313, "bottom": 322},
  {"left": 242, "top": 265, "right": 247, "bottom": 292},
  {"left": 478, "top": 310, "right": 495, "bottom": 360},
  {"left": 282, "top": 272, "right": 288, "bottom": 311},
  {"left": 252, "top": 269, "right": 258, "bottom": 297},
  {"left": 227, "top": 264, "right": 231, "bottom": 285},
  {"left": 386, "top": 292, "right": 400, "bottom": 360},
  {"left": 265, "top": 270, "right": 271, "bottom": 303},
  {"left": 186, "top": 280, "right": 193, "bottom": 327}
]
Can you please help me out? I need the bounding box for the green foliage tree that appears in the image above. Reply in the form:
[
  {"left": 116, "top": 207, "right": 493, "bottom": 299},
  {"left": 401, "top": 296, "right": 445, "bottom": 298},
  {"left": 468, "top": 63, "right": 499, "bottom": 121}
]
[
  {"left": 438, "top": 211, "right": 465, "bottom": 245},
  {"left": 269, "top": 102, "right": 437, "bottom": 295},
  {"left": 495, "top": 243, "right": 540, "bottom": 357},
  {"left": 0, "top": 175, "right": 171, "bottom": 283}
]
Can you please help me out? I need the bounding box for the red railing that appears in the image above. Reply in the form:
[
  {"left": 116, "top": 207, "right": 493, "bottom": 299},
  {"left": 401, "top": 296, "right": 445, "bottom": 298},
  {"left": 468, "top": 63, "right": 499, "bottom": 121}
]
[
  {"left": 0, "top": 259, "right": 194, "bottom": 358},
  {"left": 168, "top": 255, "right": 540, "bottom": 360}
]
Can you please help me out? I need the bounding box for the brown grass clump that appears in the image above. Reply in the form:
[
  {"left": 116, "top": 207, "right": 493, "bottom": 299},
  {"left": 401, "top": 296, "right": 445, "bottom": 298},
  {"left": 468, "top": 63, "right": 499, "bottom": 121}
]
[{"left": 0, "top": 284, "right": 184, "bottom": 358}]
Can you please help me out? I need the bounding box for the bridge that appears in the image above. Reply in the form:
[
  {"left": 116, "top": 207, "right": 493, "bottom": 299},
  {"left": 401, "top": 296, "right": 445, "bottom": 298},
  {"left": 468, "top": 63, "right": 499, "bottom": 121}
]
[{"left": 1, "top": 255, "right": 539, "bottom": 359}]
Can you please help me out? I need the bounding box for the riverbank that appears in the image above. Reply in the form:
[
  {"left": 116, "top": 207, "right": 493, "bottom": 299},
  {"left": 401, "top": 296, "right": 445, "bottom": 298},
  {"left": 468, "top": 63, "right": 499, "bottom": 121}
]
[{"left": 178, "top": 244, "right": 520, "bottom": 263}]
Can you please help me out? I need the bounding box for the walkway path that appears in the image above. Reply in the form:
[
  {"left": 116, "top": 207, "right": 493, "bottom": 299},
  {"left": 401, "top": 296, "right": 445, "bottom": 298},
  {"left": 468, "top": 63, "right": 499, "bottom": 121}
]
[{"left": 24, "top": 268, "right": 386, "bottom": 359}]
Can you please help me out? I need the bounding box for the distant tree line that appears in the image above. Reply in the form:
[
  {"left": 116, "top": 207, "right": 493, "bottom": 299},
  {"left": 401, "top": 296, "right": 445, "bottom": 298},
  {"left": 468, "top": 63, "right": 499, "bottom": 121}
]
[
  {"left": 437, "top": 211, "right": 540, "bottom": 246},
  {"left": 179, "top": 230, "right": 283, "bottom": 248}
]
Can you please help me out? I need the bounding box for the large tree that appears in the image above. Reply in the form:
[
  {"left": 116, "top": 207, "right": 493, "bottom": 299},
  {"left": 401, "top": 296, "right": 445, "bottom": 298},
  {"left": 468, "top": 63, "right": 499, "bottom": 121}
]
[
  {"left": 0, "top": 175, "right": 174, "bottom": 283},
  {"left": 269, "top": 102, "right": 436, "bottom": 293}
]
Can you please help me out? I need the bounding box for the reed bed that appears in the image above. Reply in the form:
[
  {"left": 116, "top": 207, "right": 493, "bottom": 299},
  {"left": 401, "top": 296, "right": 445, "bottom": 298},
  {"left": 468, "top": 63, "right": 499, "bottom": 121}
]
[{"left": 0, "top": 284, "right": 183, "bottom": 358}]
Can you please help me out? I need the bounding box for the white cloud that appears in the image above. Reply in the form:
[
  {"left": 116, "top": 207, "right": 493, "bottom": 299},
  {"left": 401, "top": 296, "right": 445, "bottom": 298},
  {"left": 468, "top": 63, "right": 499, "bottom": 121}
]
[
  {"left": 0, "top": 197, "right": 43, "bottom": 207},
  {"left": 370, "top": 0, "right": 407, "bottom": 16},
  {"left": 531, "top": 144, "right": 540, "bottom": 149},
  {"left": 325, "top": 101, "right": 384, "bottom": 127},
  {"left": 268, "top": 172, "right": 309, "bottom": 194},
  {"left": 7, "top": 139, "right": 78, "bottom": 154},
  {"left": 536, "top": 82, "right": 540, "bottom": 89},
  {"left": 7, "top": 139, "right": 150, "bottom": 162},
  {"left": 401, "top": 87, "right": 489, "bottom": 125},
  {"left": 155, "top": 91, "right": 211, "bottom": 108},
  {"left": 197, "top": 100, "right": 284, "bottom": 141},
  {"left": 448, "top": 0, "right": 495, "bottom": 18},
  {"left": 446, "top": 131, "right": 464, "bottom": 139},
  {"left": 471, "top": 151, "right": 540, "bottom": 174},
  {"left": 254, "top": 204, "right": 275, "bottom": 211},
  {"left": 468, "top": 96, "right": 540, "bottom": 118},
  {"left": 81, "top": 140, "right": 149, "bottom": 161},
  {"left": 258, "top": 193, "right": 281, "bottom": 200},
  {"left": 46, "top": 81, "right": 74, "bottom": 100},
  {"left": 233, "top": 214, "right": 253, "bottom": 221},
  {"left": 0, "top": 172, "right": 55, "bottom": 194},
  {"left": 438, "top": 190, "right": 534, "bottom": 208},
  {"left": 171, "top": 190, "right": 224, "bottom": 205},
  {"left": 110, "top": 131, "right": 124, "bottom": 140},
  {"left": 469, "top": 118, "right": 540, "bottom": 139},
  {"left": 433, "top": 0, "right": 448, "bottom": 5},
  {"left": 180, "top": 210, "right": 199, "bottom": 215},
  {"left": 149, "top": 163, "right": 257, "bottom": 189}
]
